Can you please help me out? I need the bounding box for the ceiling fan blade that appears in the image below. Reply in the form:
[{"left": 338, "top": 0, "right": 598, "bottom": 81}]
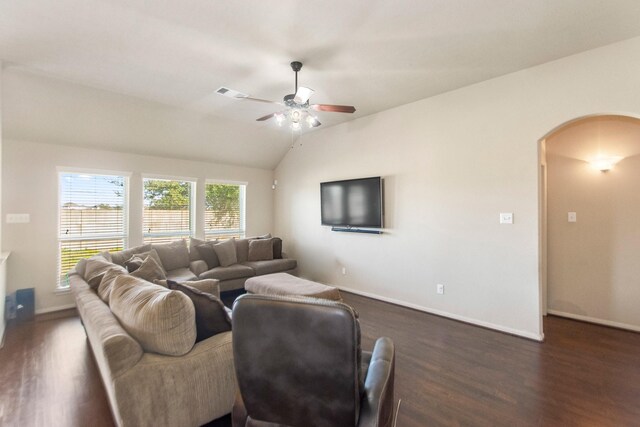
[
  {"left": 245, "top": 97, "right": 282, "bottom": 105},
  {"left": 294, "top": 87, "right": 314, "bottom": 104},
  {"left": 256, "top": 112, "right": 279, "bottom": 121},
  {"left": 311, "top": 104, "right": 356, "bottom": 113}
]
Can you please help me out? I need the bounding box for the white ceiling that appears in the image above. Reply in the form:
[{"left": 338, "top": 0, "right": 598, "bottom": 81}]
[{"left": 2, "top": 0, "right": 640, "bottom": 168}]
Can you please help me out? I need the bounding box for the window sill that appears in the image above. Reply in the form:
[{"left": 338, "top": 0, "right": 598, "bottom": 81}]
[{"left": 54, "top": 287, "right": 72, "bottom": 295}]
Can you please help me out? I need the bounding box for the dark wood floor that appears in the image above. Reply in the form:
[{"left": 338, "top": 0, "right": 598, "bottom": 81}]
[{"left": 1, "top": 293, "right": 639, "bottom": 427}]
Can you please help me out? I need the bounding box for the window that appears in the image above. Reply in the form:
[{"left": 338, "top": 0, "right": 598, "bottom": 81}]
[
  {"left": 143, "top": 178, "right": 195, "bottom": 244},
  {"left": 205, "top": 182, "right": 246, "bottom": 240},
  {"left": 59, "top": 172, "right": 127, "bottom": 288}
]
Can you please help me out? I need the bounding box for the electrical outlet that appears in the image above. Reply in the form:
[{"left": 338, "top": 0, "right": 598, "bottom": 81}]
[{"left": 436, "top": 284, "right": 445, "bottom": 295}]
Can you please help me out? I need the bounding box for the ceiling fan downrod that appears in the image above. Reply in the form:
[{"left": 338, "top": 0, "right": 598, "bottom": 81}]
[{"left": 291, "top": 61, "right": 302, "bottom": 93}]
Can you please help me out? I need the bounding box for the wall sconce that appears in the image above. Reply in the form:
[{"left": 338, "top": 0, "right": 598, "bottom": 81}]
[{"left": 589, "top": 156, "right": 622, "bottom": 172}]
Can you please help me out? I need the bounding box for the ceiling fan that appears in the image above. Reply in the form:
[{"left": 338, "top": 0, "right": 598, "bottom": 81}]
[{"left": 216, "top": 61, "right": 356, "bottom": 130}]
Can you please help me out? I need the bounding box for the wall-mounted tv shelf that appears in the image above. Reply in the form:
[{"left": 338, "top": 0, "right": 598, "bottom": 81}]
[{"left": 331, "top": 227, "right": 383, "bottom": 235}]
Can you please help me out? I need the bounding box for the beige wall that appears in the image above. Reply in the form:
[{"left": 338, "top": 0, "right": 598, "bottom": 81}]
[
  {"left": 2, "top": 140, "right": 274, "bottom": 313},
  {"left": 546, "top": 116, "right": 640, "bottom": 330},
  {"left": 274, "top": 36, "right": 640, "bottom": 340}
]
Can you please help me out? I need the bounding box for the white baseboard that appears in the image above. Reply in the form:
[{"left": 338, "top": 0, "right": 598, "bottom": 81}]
[
  {"left": 35, "top": 303, "right": 77, "bottom": 315},
  {"left": 337, "top": 285, "right": 544, "bottom": 342},
  {"left": 547, "top": 309, "right": 640, "bottom": 333}
]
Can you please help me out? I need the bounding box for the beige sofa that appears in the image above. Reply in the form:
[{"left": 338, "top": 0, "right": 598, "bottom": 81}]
[
  {"left": 188, "top": 237, "right": 297, "bottom": 293},
  {"left": 70, "top": 267, "right": 236, "bottom": 426}
]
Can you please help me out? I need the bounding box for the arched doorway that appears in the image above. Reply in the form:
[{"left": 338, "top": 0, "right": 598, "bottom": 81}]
[{"left": 539, "top": 114, "right": 640, "bottom": 332}]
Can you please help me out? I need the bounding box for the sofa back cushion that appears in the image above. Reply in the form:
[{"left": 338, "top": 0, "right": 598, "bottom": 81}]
[
  {"left": 97, "top": 265, "right": 128, "bottom": 303},
  {"left": 84, "top": 255, "right": 117, "bottom": 289},
  {"left": 110, "top": 275, "right": 196, "bottom": 356},
  {"left": 152, "top": 239, "right": 190, "bottom": 271}
]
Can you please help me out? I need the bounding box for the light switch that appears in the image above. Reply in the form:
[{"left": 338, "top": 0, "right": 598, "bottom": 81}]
[
  {"left": 6, "top": 213, "right": 30, "bottom": 223},
  {"left": 499, "top": 213, "right": 514, "bottom": 224},
  {"left": 568, "top": 212, "right": 577, "bottom": 223}
]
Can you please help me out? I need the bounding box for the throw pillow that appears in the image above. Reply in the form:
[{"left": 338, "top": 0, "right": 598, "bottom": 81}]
[
  {"left": 125, "top": 249, "right": 164, "bottom": 273},
  {"left": 109, "top": 244, "right": 153, "bottom": 266},
  {"left": 154, "top": 279, "right": 220, "bottom": 296},
  {"left": 213, "top": 239, "right": 237, "bottom": 267},
  {"left": 196, "top": 242, "right": 220, "bottom": 269},
  {"left": 110, "top": 275, "right": 196, "bottom": 356},
  {"left": 130, "top": 256, "right": 166, "bottom": 282},
  {"left": 84, "top": 255, "right": 116, "bottom": 289},
  {"left": 167, "top": 281, "right": 231, "bottom": 342},
  {"left": 97, "top": 265, "right": 128, "bottom": 303},
  {"left": 151, "top": 240, "right": 190, "bottom": 271},
  {"left": 248, "top": 239, "right": 274, "bottom": 261}
]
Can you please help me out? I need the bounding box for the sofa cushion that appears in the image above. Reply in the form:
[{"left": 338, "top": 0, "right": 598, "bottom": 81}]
[
  {"left": 152, "top": 239, "right": 190, "bottom": 271},
  {"left": 97, "top": 265, "right": 128, "bottom": 303},
  {"left": 84, "top": 255, "right": 117, "bottom": 289},
  {"left": 165, "top": 267, "right": 198, "bottom": 282},
  {"left": 109, "top": 244, "right": 152, "bottom": 266},
  {"left": 125, "top": 249, "right": 164, "bottom": 273},
  {"left": 213, "top": 239, "right": 237, "bottom": 267},
  {"left": 242, "top": 259, "right": 297, "bottom": 276},
  {"left": 197, "top": 242, "right": 220, "bottom": 269},
  {"left": 234, "top": 238, "right": 250, "bottom": 263},
  {"left": 188, "top": 237, "right": 205, "bottom": 261},
  {"left": 199, "top": 264, "right": 255, "bottom": 281},
  {"left": 130, "top": 256, "right": 166, "bottom": 282},
  {"left": 248, "top": 239, "right": 274, "bottom": 262},
  {"left": 167, "top": 281, "right": 231, "bottom": 342},
  {"left": 110, "top": 275, "right": 196, "bottom": 356}
]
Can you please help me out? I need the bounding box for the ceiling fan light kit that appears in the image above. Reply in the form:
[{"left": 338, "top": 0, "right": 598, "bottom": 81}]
[{"left": 217, "top": 61, "right": 356, "bottom": 131}]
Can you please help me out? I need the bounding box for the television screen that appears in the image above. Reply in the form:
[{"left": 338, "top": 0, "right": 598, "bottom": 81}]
[{"left": 321, "top": 177, "right": 383, "bottom": 228}]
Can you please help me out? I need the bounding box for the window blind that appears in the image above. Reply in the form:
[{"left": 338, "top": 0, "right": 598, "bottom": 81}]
[
  {"left": 59, "top": 173, "right": 126, "bottom": 287},
  {"left": 204, "top": 183, "right": 245, "bottom": 239},
  {"left": 143, "top": 178, "right": 194, "bottom": 244}
]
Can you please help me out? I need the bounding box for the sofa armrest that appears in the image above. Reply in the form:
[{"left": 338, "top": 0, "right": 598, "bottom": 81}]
[
  {"left": 113, "top": 332, "right": 236, "bottom": 427},
  {"left": 190, "top": 260, "right": 208, "bottom": 277},
  {"left": 358, "top": 337, "right": 395, "bottom": 427}
]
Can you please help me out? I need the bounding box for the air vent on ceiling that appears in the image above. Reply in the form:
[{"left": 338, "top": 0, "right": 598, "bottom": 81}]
[{"left": 215, "top": 87, "right": 248, "bottom": 99}]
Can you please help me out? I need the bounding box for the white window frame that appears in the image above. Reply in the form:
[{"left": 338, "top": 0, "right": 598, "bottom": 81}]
[
  {"left": 204, "top": 180, "right": 246, "bottom": 240},
  {"left": 142, "top": 175, "right": 196, "bottom": 243},
  {"left": 57, "top": 168, "right": 130, "bottom": 289}
]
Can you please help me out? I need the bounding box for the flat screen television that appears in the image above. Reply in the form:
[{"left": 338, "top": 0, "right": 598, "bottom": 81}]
[{"left": 321, "top": 177, "right": 383, "bottom": 228}]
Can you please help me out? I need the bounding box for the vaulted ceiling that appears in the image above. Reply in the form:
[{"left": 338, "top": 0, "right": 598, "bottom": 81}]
[{"left": 2, "top": 0, "right": 640, "bottom": 168}]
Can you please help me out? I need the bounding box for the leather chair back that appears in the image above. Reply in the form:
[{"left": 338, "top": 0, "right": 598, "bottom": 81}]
[{"left": 232, "top": 294, "right": 363, "bottom": 427}]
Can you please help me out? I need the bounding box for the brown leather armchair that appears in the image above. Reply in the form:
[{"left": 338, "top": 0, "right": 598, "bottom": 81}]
[{"left": 231, "top": 293, "right": 395, "bottom": 427}]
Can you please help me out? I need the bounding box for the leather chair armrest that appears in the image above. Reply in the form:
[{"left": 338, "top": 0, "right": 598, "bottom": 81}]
[
  {"left": 190, "top": 260, "right": 208, "bottom": 277},
  {"left": 358, "top": 337, "right": 396, "bottom": 427}
]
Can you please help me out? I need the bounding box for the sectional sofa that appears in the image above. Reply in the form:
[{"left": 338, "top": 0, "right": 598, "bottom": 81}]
[{"left": 69, "top": 236, "right": 296, "bottom": 427}]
